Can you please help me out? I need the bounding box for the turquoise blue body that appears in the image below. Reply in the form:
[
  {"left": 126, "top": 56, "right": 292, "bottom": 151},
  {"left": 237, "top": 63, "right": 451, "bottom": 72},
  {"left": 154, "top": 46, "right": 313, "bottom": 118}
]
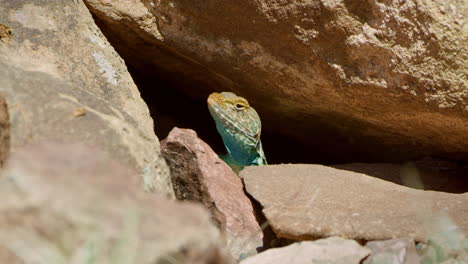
[{"left": 213, "top": 119, "right": 265, "bottom": 168}]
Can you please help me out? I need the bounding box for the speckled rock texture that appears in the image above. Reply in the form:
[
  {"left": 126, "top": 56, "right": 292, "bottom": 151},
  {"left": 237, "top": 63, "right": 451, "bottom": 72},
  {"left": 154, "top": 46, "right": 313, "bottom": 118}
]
[
  {"left": 84, "top": 0, "right": 467, "bottom": 162},
  {"left": 0, "top": 142, "right": 233, "bottom": 264},
  {"left": 242, "top": 164, "right": 468, "bottom": 242},
  {"left": 161, "top": 127, "right": 263, "bottom": 259},
  {"left": 0, "top": 0, "right": 173, "bottom": 196}
]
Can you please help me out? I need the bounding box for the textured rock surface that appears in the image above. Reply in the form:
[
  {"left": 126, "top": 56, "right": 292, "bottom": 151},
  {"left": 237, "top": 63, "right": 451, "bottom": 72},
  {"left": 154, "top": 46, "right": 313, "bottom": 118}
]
[
  {"left": 240, "top": 237, "right": 370, "bottom": 264},
  {"left": 364, "top": 239, "right": 420, "bottom": 264},
  {"left": 84, "top": 0, "right": 467, "bottom": 162},
  {"left": 0, "top": 96, "right": 9, "bottom": 168},
  {"left": 0, "top": 142, "right": 232, "bottom": 264},
  {"left": 333, "top": 159, "right": 468, "bottom": 193},
  {"left": 0, "top": 0, "right": 173, "bottom": 195},
  {"left": 161, "top": 127, "right": 263, "bottom": 259},
  {"left": 242, "top": 164, "right": 468, "bottom": 242},
  {"left": 418, "top": 214, "right": 468, "bottom": 264}
]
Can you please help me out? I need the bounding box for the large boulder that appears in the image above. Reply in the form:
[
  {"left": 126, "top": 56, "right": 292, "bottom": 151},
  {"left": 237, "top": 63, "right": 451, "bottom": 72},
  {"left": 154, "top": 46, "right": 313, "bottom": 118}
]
[
  {"left": 83, "top": 0, "right": 467, "bottom": 162},
  {"left": 0, "top": 0, "right": 173, "bottom": 196},
  {"left": 0, "top": 142, "right": 232, "bottom": 264},
  {"left": 242, "top": 164, "right": 468, "bottom": 242}
]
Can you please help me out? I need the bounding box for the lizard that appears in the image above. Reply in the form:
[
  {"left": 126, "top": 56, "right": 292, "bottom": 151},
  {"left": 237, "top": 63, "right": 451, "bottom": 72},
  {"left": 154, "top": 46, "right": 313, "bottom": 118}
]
[{"left": 207, "top": 92, "right": 267, "bottom": 172}]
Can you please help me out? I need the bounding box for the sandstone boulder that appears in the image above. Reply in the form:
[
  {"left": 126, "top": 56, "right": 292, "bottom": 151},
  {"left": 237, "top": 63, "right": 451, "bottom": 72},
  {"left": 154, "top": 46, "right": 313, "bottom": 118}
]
[
  {"left": 242, "top": 164, "right": 468, "bottom": 242},
  {"left": 0, "top": 0, "right": 173, "bottom": 195},
  {"left": 83, "top": 0, "right": 467, "bottom": 162}
]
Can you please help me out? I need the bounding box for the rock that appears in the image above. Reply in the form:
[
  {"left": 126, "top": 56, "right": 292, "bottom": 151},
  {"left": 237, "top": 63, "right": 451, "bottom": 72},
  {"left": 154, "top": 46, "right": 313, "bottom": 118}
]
[
  {"left": 0, "top": 96, "right": 9, "bottom": 168},
  {"left": 418, "top": 214, "right": 468, "bottom": 264},
  {"left": 240, "top": 236, "right": 370, "bottom": 264},
  {"left": 0, "top": 142, "right": 232, "bottom": 264},
  {"left": 0, "top": 0, "right": 173, "bottom": 196},
  {"left": 241, "top": 164, "right": 468, "bottom": 242},
  {"left": 83, "top": 0, "right": 467, "bottom": 162},
  {"left": 161, "top": 127, "right": 263, "bottom": 259},
  {"left": 364, "top": 239, "right": 420, "bottom": 264},
  {"left": 332, "top": 159, "right": 468, "bottom": 193},
  {"left": 0, "top": 246, "right": 23, "bottom": 264}
]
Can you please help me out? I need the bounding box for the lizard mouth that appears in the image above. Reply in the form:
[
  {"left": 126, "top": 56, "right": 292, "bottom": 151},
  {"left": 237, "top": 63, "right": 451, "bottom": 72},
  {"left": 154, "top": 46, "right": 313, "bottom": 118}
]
[
  {"left": 207, "top": 97, "right": 228, "bottom": 120},
  {"left": 207, "top": 93, "right": 224, "bottom": 114}
]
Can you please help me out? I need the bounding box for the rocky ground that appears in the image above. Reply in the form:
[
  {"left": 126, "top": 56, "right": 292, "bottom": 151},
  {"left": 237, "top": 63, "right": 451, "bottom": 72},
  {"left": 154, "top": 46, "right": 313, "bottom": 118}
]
[{"left": 0, "top": 0, "right": 466, "bottom": 263}]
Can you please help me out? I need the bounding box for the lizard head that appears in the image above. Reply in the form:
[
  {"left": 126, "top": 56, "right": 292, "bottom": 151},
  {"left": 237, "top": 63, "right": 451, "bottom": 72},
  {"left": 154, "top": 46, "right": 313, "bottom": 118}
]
[
  {"left": 207, "top": 92, "right": 262, "bottom": 145},
  {"left": 208, "top": 92, "right": 250, "bottom": 112}
]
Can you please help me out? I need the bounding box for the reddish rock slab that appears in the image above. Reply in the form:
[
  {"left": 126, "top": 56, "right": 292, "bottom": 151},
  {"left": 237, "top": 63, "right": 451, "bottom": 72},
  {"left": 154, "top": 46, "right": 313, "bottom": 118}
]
[
  {"left": 161, "top": 127, "right": 263, "bottom": 259},
  {"left": 0, "top": 96, "right": 8, "bottom": 168},
  {"left": 0, "top": 142, "right": 232, "bottom": 264},
  {"left": 240, "top": 237, "right": 370, "bottom": 264},
  {"left": 242, "top": 164, "right": 468, "bottom": 242}
]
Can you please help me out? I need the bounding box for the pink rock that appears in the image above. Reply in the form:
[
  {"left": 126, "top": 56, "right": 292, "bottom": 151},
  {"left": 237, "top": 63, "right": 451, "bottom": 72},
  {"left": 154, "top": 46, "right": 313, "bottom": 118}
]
[
  {"left": 242, "top": 164, "right": 468, "bottom": 242},
  {"left": 161, "top": 127, "right": 263, "bottom": 259}
]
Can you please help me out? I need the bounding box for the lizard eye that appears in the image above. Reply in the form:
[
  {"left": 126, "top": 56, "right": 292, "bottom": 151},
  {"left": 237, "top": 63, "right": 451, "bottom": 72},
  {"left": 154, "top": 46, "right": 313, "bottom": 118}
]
[{"left": 234, "top": 103, "right": 246, "bottom": 110}]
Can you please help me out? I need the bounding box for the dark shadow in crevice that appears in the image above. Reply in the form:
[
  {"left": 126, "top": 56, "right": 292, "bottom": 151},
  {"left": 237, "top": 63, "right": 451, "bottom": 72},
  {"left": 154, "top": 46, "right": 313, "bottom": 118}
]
[{"left": 88, "top": 8, "right": 468, "bottom": 193}]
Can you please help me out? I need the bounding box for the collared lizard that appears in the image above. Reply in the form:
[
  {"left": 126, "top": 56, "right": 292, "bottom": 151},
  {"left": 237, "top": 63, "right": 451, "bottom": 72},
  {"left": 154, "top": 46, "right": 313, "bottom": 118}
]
[{"left": 207, "top": 92, "right": 267, "bottom": 172}]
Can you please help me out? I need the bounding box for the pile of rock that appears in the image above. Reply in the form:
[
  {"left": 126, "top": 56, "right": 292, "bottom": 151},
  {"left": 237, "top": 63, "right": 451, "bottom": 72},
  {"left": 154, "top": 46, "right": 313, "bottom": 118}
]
[{"left": 0, "top": 1, "right": 466, "bottom": 263}]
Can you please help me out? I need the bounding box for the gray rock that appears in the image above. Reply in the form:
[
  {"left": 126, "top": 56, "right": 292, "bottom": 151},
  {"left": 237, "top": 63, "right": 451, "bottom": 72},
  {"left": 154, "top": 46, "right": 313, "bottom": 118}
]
[
  {"left": 0, "top": 245, "right": 23, "bottom": 264},
  {"left": 240, "top": 237, "right": 370, "bottom": 264},
  {"left": 0, "top": 0, "right": 173, "bottom": 196},
  {"left": 242, "top": 164, "right": 468, "bottom": 242},
  {"left": 0, "top": 142, "right": 233, "bottom": 264},
  {"left": 161, "top": 127, "right": 263, "bottom": 259},
  {"left": 364, "top": 239, "right": 420, "bottom": 264},
  {"left": 418, "top": 214, "right": 468, "bottom": 264}
]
